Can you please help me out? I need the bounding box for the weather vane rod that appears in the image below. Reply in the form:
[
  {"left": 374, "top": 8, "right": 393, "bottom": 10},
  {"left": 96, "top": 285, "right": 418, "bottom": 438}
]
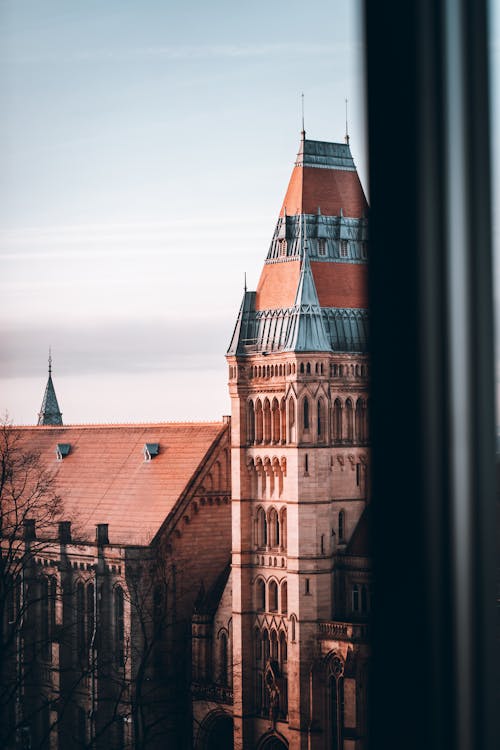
[
  {"left": 345, "top": 97, "right": 350, "bottom": 145},
  {"left": 301, "top": 92, "right": 305, "bottom": 137}
]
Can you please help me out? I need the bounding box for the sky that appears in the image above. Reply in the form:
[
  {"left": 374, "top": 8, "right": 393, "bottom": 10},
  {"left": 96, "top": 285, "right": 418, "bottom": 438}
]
[
  {"left": 0, "top": 0, "right": 366, "bottom": 424},
  {"left": 1, "top": 1, "right": 498, "bottom": 426}
]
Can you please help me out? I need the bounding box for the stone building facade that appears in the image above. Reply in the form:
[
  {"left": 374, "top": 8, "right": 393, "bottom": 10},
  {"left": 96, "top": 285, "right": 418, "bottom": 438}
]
[
  {"left": 192, "top": 134, "right": 372, "bottom": 750},
  {"left": 1, "top": 419, "right": 231, "bottom": 749}
]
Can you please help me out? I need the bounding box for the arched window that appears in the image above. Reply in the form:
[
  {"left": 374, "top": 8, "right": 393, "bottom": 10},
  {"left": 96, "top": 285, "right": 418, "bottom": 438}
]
[
  {"left": 257, "top": 507, "right": 267, "bottom": 547},
  {"left": 114, "top": 586, "right": 125, "bottom": 667},
  {"left": 269, "top": 580, "right": 278, "bottom": 612},
  {"left": 345, "top": 398, "right": 354, "bottom": 443},
  {"left": 263, "top": 398, "right": 271, "bottom": 444},
  {"left": 219, "top": 632, "right": 228, "bottom": 686},
  {"left": 280, "top": 398, "right": 287, "bottom": 444},
  {"left": 255, "top": 400, "right": 263, "bottom": 444},
  {"left": 288, "top": 398, "right": 296, "bottom": 442},
  {"left": 333, "top": 398, "right": 343, "bottom": 441},
  {"left": 279, "top": 507, "right": 287, "bottom": 550},
  {"left": 355, "top": 398, "right": 364, "bottom": 442},
  {"left": 290, "top": 614, "right": 297, "bottom": 642},
  {"left": 303, "top": 397, "right": 310, "bottom": 430},
  {"left": 268, "top": 508, "right": 279, "bottom": 548},
  {"left": 272, "top": 398, "right": 280, "bottom": 443},
  {"left": 317, "top": 398, "right": 325, "bottom": 439},
  {"left": 256, "top": 579, "right": 266, "bottom": 611},
  {"left": 255, "top": 627, "right": 262, "bottom": 662},
  {"left": 281, "top": 581, "right": 288, "bottom": 614},
  {"left": 76, "top": 581, "right": 85, "bottom": 659},
  {"left": 40, "top": 577, "right": 50, "bottom": 659},
  {"left": 329, "top": 656, "right": 345, "bottom": 750},
  {"left": 279, "top": 631, "right": 287, "bottom": 666},
  {"left": 86, "top": 583, "right": 95, "bottom": 657},
  {"left": 306, "top": 362, "right": 311, "bottom": 374},
  {"left": 262, "top": 629, "right": 270, "bottom": 661},
  {"left": 248, "top": 400, "right": 255, "bottom": 444},
  {"left": 270, "top": 629, "right": 278, "bottom": 660},
  {"left": 338, "top": 510, "right": 345, "bottom": 541},
  {"left": 300, "top": 362, "right": 305, "bottom": 374},
  {"left": 352, "top": 583, "right": 360, "bottom": 612}
]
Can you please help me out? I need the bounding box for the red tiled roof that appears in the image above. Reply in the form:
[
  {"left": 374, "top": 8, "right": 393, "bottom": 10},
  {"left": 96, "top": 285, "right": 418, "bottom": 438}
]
[
  {"left": 311, "top": 261, "right": 368, "bottom": 308},
  {"left": 280, "top": 166, "right": 368, "bottom": 218},
  {"left": 255, "top": 260, "right": 368, "bottom": 311},
  {"left": 255, "top": 260, "right": 301, "bottom": 310},
  {"left": 9, "top": 423, "right": 228, "bottom": 546}
]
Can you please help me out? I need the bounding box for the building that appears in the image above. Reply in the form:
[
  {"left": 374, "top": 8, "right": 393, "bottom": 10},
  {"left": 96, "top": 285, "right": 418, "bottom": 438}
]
[
  {"left": 1, "top": 400, "right": 231, "bottom": 749},
  {"left": 192, "top": 132, "right": 371, "bottom": 750},
  {"left": 1, "top": 129, "right": 371, "bottom": 750}
]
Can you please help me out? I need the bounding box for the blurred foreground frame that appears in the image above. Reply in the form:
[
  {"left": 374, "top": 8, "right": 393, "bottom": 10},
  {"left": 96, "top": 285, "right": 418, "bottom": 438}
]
[{"left": 364, "top": 1, "right": 498, "bottom": 749}]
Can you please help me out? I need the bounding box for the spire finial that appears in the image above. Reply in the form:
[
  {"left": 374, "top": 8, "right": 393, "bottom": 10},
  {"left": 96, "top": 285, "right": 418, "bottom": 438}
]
[
  {"left": 244, "top": 272, "right": 247, "bottom": 293},
  {"left": 345, "top": 97, "right": 350, "bottom": 145},
  {"left": 301, "top": 92, "right": 306, "bottom": 139},
  {"left": 48, "top": 346, "right": 52, "bottom": 375}
]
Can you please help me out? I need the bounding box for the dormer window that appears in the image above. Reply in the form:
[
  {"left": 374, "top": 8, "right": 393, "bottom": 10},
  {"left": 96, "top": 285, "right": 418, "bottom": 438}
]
[
  {"left": 340, "top": 240, "right": 349, "bottom": 258},
  {"left": 278, "top": 238, "right": 287, "bottom": 257},
  {"left": 143, "top": 443, "right": 160, "bottom": 461},
  {"left": 56, "top": 444, "right": 71, "bottom": 461},
  {"left": 318, "top": 239, "right": 326, "bottom": 256}
]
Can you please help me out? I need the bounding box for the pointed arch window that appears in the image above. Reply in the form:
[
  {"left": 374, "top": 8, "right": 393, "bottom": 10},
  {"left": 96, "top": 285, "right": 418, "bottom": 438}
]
[
  {"left": 303, "top": 397, "right": 310, "bottom": 430},
  {"left": 317, "top": 398, "right": 325, "bottom": 439},
  {"left": 263, "top": 398, "right": 272, "bottom": 444},
  {"left": 288, "top": 398, "right": 296, "bottom": 443},
  {"left": 281, "top": 581, "right": 288, "bottom": 615},
  {"left": 86, "top": 583, "right": 95, "bottom": 657},
  {"left": 269, "top": 580, "right": 278, "bottom": 612},
  {"left": 219, "top": 631, "right": 229, "bottom": 686},
  {"left": 270, "top": 629, "right": 279, "bottom": 660},
  {"left": 257, "top": 507, "right": 267, "bottom": 548},
  {"left": 352, "top": 583, "right": 360, "bottom": 613},
  {"left": 355, "top": 397, "right": 364, "bottom": 443},
  {"left": 272, "top": 398, "right": 280, "bottom": 444},
  {"left": 279, "top": 507, "right": 287, "bottom": 551},
  {"left": 76, "top": 582, "right": 85, "bottom": 660},
  {"left": 256, "top": 579, "right": 266, "bottom": 611},
  {"left": 280, "top": 397, "right": 287, "bottom": 445},
  {"left": 338, "top": 510, "right": 345, "bottom": 541},
  {"left": 328, "top": 655, "right": 345, "bottom": 750},
  {"left": 255, "top": 400, "right": 263, "bottom": 444},
  {"left": 345, "top": 399, "right": 354, "bottom": 443},
  {"left": 248, "top": 400, "right": 255, "bottom": 444},
  {"left": 333, "top": 398, "right": 343, "bottom": 441},
  {"left": 114, "top": 585, "right": 125, "bottom": 667},
  {"left": 268, "top": 508, "right": 279, "bottom": 548}
]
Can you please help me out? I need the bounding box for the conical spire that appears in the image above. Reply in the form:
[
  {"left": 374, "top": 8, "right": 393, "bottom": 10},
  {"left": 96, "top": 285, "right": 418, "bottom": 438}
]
[
  {"left": 37, "top": 351, "right": 63, "bottom": 426},
  {"left": 283, "top": 247, "right": 332, "bottom": 352}
]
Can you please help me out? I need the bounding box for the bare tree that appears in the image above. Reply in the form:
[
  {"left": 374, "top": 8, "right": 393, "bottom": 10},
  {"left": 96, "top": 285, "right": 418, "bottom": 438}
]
[{"left": 0, "top": 416, "right": 65, "bottom": 748}]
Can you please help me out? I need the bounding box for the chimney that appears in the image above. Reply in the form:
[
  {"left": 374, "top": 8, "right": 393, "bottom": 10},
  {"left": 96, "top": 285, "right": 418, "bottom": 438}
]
[
  {"left": 96, "top": 523, "right": 109, "bottom": 546},
  {"left": 23, "top": 519, "right": 36, "bottom": 541},
  {"left": 58, "top": 521, "right": 72, "bottom": 544}
]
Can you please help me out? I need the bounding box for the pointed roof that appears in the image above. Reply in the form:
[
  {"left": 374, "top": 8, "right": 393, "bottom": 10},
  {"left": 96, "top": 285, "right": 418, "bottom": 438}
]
[
  {"left": 227, "top": 133, "right": 370, "bottom": 356},
  {"left": 283, "top": 244, "right": 331, "bottom": 352},
  {"left": 280, "top": 139, "right": 368, "bottom": 218},
  {"left": 37, "top": 354, "right": 63, "bottom": 426}
]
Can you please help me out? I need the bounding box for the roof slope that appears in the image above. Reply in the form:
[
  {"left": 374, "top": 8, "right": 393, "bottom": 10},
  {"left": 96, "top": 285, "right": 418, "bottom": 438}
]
[{"left": 11, "top": 422, "right": 228, "bottom": 546}]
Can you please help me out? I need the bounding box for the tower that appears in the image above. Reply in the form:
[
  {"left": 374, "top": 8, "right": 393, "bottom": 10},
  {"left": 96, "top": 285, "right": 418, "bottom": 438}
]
[{"left": 227, "top": 134, "right": 370, "bottom": 750}]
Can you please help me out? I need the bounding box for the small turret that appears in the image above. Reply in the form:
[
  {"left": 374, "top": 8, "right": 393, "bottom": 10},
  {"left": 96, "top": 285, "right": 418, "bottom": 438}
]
[{"left": 37, "top": 350, "right": 63, "bottom": 426}]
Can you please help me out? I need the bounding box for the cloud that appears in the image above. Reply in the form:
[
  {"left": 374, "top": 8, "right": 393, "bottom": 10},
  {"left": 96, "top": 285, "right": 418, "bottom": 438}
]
[
  {"left": 1, "top": 42, "right": 353, "bottom": 66},
  {"left": 0, "top": 317, "right": 231, "bottom": 379}
]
